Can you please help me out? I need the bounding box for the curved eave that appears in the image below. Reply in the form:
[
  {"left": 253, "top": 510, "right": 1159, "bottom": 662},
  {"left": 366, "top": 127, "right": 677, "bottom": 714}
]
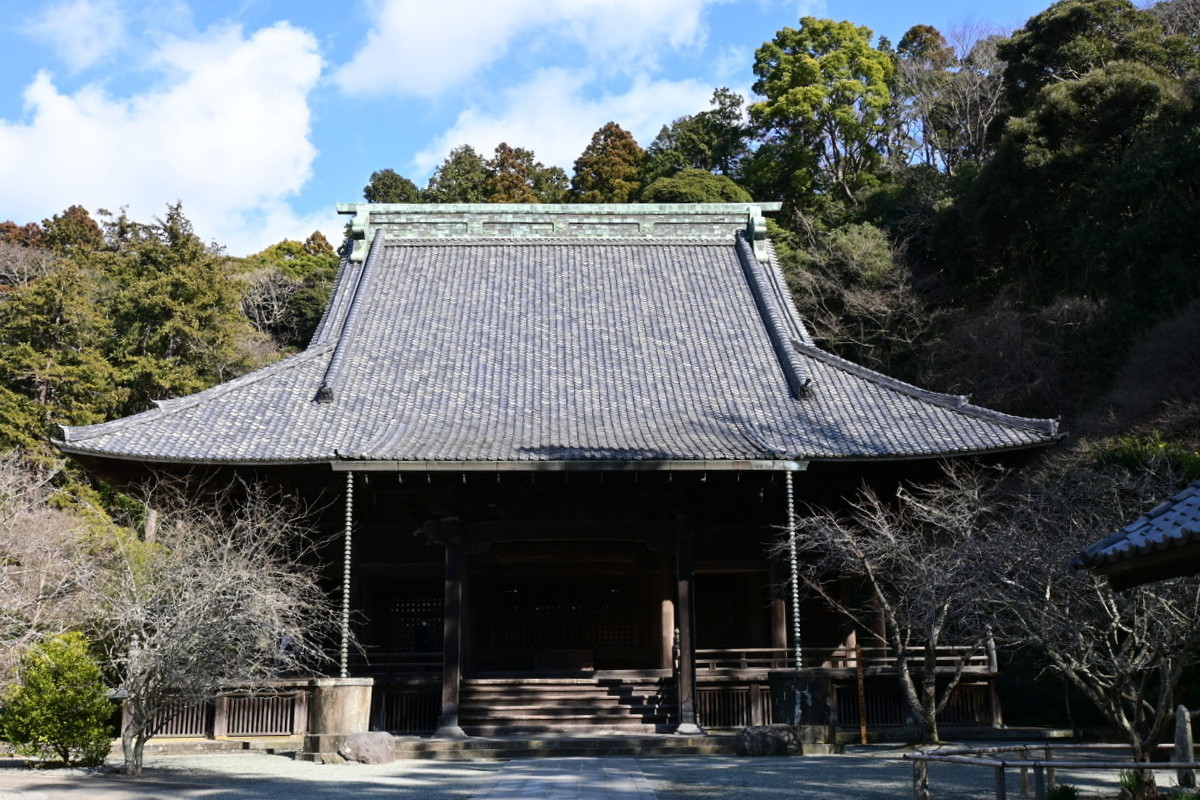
[
  {"left": 798, "top": 437, "right": 1065, "bottom": 464},
  {"left": 328, "top": 458, "right": 809, "bottom": 472},
  {"left": 52, "top": 442, "right": 337, "bottom": 468}
]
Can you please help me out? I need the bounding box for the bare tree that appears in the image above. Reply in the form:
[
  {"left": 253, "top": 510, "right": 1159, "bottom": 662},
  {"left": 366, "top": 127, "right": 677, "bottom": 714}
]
[
  {"left": 239, "top": 267, "right": 302, "bottom": 341},
  {"left": 0, "top": 241, "right": 56, "bottom": 290},
  {"left": 937, "top": 26, "right": 1008, "bottom": 171},
  {"left": 1148, "top": 0, "right": 1200, "bottom": 37},
  {"left": 89, "top": 480, "right": 341, "bottom": 776},
  {"left": 783, "top": 463, "right": 1002, "bottom": 744},
  {"left": 781, "top": 219, "right": 932, "bottom": 377},
  {"left": 989, "top": 457, "right": 1200, "bottom": 777},
  {"left": 892, "top": 23, "right": 1007, "bottom": 175},
  {"left": 0, "top": 453, "right": 91, "bottom": 682}
]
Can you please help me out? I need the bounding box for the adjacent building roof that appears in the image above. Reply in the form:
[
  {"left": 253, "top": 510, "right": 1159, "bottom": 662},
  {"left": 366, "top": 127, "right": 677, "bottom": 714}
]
[
  {"left": 57, "top": 203, "right": 1062, "bottom": 470},
  {"left": 1078, "top": 480, "right": 1200, "bottom": 589}
]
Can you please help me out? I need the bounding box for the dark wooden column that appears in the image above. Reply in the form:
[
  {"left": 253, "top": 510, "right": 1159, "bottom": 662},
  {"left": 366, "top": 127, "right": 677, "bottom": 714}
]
[
  {"left": 675, "top": 537, "right": 705, "bottom": 735},
  {"left": 769, "top": 560, "right": 788, "bottom": 655},
  {"left": 435, "top": 543, "right": 467, "bottom": 738}
]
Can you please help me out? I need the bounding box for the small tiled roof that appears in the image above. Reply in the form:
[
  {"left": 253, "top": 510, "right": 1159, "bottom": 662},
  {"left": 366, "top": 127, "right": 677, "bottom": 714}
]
[
  {"left": 57, "top": 204, "right": 1061, "bottom": 469},
  {"left": 1078, "top": 480, "right": 1200, "bottom": 587}
]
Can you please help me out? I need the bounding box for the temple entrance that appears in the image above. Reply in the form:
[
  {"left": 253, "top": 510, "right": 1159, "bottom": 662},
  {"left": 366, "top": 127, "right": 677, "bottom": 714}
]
[
  {"left": 468, "top": 542, "right": 662, "bottom": 673},
  {"left": 694, "top": 571, "right": 774, "bottom": 650}
]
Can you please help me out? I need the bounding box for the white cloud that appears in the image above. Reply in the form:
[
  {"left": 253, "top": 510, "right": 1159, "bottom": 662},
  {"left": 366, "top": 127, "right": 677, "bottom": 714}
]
[
  {"left": 335, "top": 0, "right": 728, "bottom": 98},
  {"left": 412, "top": 68, "right": 717, "bottom": 177},
  {"left": 22, "top": 0, "right": 127, "bottom": 72},
  {"left": 0, "top": 22, "right": 324, "bottom": 256}
]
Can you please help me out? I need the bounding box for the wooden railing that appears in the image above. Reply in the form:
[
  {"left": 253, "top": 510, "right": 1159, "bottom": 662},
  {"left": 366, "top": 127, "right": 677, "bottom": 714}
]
[
  {"left": 694, "top": 646, "right": 992, "bottom": 674},
  {"left": 142, "top": 686, "right": 309, "bottom": 739},
  {"left": 697, "top": 683, "right": 772, "bottom": 728},
  {"left": 217, "top": 692, "right": 308, "bottom": 737},
  {"left": 351, "top": 650, "right": 443, "bottom": 675},
  {"left": 373, "top": 684, "right": 441, "bottom": 734}
]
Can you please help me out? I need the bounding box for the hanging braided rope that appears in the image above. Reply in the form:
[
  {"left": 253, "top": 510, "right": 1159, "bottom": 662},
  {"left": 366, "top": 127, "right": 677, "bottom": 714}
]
[
  {"left": 340, "top": 471, "right": 354, "bottom": 678},
  {"left": 786, "top": 470, "right": 802, "bottom": 669}
]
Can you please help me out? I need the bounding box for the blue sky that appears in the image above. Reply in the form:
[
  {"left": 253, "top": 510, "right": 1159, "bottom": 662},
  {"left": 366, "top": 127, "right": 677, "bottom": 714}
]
[{"left": 0, "top": 0, "right": 1061, "bottom": 255}]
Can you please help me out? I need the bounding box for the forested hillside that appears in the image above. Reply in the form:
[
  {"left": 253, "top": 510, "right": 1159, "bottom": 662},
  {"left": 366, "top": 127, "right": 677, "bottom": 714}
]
[{"left": 1, "top": 0, "right": 1197, "bottom": 488}]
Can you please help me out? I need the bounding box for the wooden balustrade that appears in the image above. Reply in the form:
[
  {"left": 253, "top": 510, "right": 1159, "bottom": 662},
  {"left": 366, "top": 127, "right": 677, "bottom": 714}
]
[
  {"left": 351, "top": 650, "right": 443, "bottom": 675},
  {"left": 694, "top": 646, "right": 991, "bottom": 674},
  {"left": 134, "top": 686, "right": 309, "bottom": 739}
]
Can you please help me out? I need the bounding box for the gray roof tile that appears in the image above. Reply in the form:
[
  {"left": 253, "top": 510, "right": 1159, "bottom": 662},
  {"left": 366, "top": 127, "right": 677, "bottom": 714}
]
[
  {"left": 57, "top": 205, "right": 1061, "bottom": 467},
  {"left": 1079, "top": 481, "right": 1200, "bottom": 567}
]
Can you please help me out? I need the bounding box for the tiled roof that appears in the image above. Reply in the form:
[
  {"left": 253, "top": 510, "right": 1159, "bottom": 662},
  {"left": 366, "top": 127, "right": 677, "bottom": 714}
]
[
  {"left": 56, "top": 204, "right": 1061, "bottom": 468},
  {"left": 1079, "top": 481, "right": 1200, "bottom": 570}
]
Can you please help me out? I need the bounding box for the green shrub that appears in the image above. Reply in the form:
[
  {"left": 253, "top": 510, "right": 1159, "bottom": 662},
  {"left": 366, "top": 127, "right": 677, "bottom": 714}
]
[
  {"left": 1163, "top": 787, "right": 1200, "bottom": 799},
  {"left": 1099, "top": 432, "right": 1200, "bottom": 481},
  {"left": 1047, "top": 783, "right": 1080, "bottom": 800},
  {"left": 0, "top": 632, "right": 113, "bottom": 766}
]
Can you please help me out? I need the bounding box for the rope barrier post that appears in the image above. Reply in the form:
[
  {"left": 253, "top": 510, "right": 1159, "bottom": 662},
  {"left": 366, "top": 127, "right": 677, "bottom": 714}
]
[
  {"left": 1033, "top": 763, "right": 1045, "bottom": 800},
  {"left": 995, "top": 764, "right": 1007, "bottom": 800},
  {"left": 1176, "top": 704, "right": 1195, "bottom": 788},
  {"left": 1045, "top": 747, "right": 1055, "bottom": 790},
  {"left": 1019, "top": 748, "right": 1029, "bottom": 797},
  {"left": 340, "top": 471, "right": 354, "bottom": 679}
]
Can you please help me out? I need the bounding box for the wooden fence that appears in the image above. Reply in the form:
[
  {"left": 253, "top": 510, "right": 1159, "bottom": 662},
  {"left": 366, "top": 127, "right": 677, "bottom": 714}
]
[
  {"left": 139, "top": 687, "right": 309, "bottom": 739},
  {"left": 906, "top": 744, "right": 1200, "bottom": 800},
  {"left": 695, "top": 646, "right": 993, "bottom": 674}
]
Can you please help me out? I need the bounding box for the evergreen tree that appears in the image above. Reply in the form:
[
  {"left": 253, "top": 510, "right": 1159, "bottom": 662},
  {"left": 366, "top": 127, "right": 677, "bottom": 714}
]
[
  {"left": 0, "top": 261, "right": 126, "bottom": 446},
  {"left": 0, "top": 632, "right": 113, "bottom": 767},
  {"left": 487, "top": 143, "right": 568, "bottom": 203},
  {"left": 363, "top": 169, "right": 421, "bottom": 203},
  {"left": 40, "top": 206, "right": 104, "bottom": 254},
  {"left": 641, "top": 168, "right": 752, "bottom": 203},
  {"left": 644, "top": 88, "right": 750, "bottom": 183},
  {"left": 569, "top": 122, "right": 646, "bottom": 203},
  {"left": 423, "top": 145, "right": 492, "bottom": 203},
  {"left": 751, "top": 17, "right": 896, "bottom": 208},
  {"left": 997, "top": 0, "right": 1176, "bottom": 122},
  {"left": 103, "top": 204, "right": 257, "bottom": 411}
]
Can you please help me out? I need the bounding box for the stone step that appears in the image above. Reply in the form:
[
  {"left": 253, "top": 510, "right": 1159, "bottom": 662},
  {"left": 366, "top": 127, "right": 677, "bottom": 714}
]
[
  {"left": 465, "top": 723, "right": 667, "bottom": 736},
  {"left": 459, "top": 693, "right": 671, "bottom": 705},
  {"left": 393, "top": 734, "right": 735, "bottom": 760},
  {"left": 459, "top": 676, "right": 678, "bottom": 736},
  {"left": 462, "top": 706, "right": 668, "bottom": 719}
]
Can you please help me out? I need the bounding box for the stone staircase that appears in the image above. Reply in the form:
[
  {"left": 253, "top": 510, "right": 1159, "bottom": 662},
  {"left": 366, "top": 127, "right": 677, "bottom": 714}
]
[
  {"left": 459, "top": 676, "right": 676, "bottom": 736},
  {"left": 392, "top": 733, "right": 735, "bottom": 760}
]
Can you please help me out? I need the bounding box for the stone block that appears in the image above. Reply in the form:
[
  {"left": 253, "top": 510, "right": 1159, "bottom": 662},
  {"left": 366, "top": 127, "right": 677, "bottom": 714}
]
[
  {"left": 734, "top": 724, "right": 843, "bottom": 756},
  {"left": 734, "top": 724, "right": 801, "bottom": 756},
  {"left": 339, "top": 731, "right": 396, "bottom": 765}
]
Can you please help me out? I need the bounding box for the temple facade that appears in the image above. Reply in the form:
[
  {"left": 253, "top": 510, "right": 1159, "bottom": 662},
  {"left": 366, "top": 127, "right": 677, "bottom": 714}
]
[{"left": 58, "top": 203, "right": 1060, "bottom": 739}]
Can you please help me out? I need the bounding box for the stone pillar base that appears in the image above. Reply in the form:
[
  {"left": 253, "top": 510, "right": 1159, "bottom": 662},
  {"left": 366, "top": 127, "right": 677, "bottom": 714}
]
[{"left": 300, "top": 677, "right": 374, "bottom": 761}]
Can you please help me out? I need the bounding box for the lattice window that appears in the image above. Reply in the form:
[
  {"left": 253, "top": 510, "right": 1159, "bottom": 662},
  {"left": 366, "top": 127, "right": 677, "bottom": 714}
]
[
  {"left": 489, "top": 576, "right": 636, "bottom": 650},
  {"left": 377, "top": 578, "right": 442, "bottom": 652}
]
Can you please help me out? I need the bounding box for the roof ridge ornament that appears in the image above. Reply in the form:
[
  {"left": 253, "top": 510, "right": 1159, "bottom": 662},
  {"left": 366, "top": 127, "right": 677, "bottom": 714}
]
[
  {"left": 317, "top": 229, "right": 385, "bottom": 403},
  {"left": 336, "top": 203, "right": 782, "bottom": 258},
  {"left": 747, "top": 206, "right": 769, "bottom": 263}
]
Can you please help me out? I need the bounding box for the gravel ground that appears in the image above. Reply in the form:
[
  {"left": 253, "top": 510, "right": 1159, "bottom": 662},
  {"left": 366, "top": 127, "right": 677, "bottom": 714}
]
[{"left": 0, "top": 745, "right": 1166, "bottom": 800}]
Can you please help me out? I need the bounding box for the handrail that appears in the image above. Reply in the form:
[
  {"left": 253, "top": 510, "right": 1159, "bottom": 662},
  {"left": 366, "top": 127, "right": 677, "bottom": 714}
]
[
  {"left": 350, "top": 650, "right": 443, "bottom": 674},
  {"left": 905, "top": 745, "right": 1200, "bottom": 800},
  {"left": 694, "top": 646, "right": 991, "bottom": 673}
]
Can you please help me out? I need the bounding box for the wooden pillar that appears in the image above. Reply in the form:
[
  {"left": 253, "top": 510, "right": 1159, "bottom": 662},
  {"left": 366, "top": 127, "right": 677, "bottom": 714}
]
[
  {"left": 1176, "top": 705, "right": 1195, "bottom": 788},
  {"left": 675, "top": 537, "right": 704, "bottom": 735},
  {"left": 769, "top": 561, "right": 788, "bottom": 660},
  {"left": 987, "top": 635, "right": 1004, "bottom": 728},
  {"left": 660, "top": 554, "right": 676, "bottom": 669},
  {"left": 435, "top": 544, "right": 467, "bottom": 738}
]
